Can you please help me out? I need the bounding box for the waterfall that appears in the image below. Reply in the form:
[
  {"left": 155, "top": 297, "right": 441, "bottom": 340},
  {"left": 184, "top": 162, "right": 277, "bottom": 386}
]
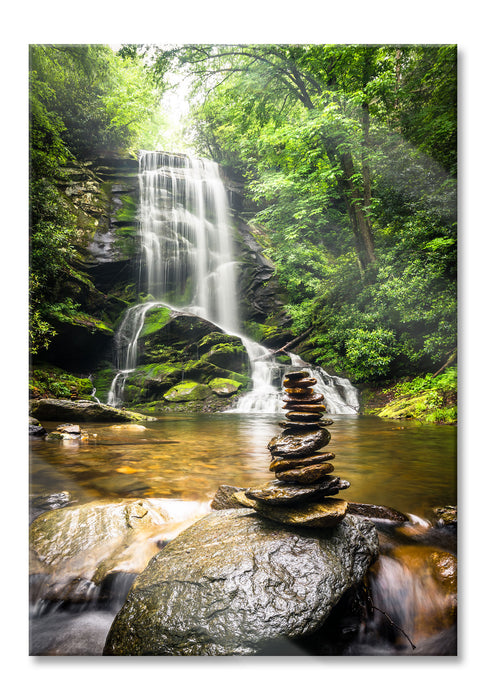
[
  {"left": 138, "top": 151, "right": 239, "bottom": 332},
  {"left": 230, "top": 350, "right": 359, "bottom": 415},
  {"left": 106, "top": 150, "right": 359, "bottom": 414},
  {"left": 107, "top": 301, "right": 165, "bottom": 407}
]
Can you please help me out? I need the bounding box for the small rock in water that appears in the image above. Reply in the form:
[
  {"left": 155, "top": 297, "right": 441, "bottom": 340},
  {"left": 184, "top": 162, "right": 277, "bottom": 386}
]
[{"left": 56, "top": 424, "right": 81, "bottom": 434}]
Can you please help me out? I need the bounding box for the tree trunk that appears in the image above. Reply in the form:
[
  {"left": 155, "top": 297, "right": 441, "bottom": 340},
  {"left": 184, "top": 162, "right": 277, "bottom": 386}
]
[{"left": 331, "top": 148, "right": 376, "bottom": 270}]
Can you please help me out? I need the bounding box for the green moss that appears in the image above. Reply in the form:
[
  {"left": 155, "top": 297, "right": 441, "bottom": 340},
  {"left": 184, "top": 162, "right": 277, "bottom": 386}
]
[
  {"left": 90, "top": 368, "right": 115, "bottom": 404},
  {"left": 115, "top": 194, "right": 137, "bottom": 222},
  {"left": 163, "top": 381, "right": 213, "bottom": 402},
  {"left": 30, "top": 364, "right": 94, "bottom": 400},
  {"left": 140, "top": 306, "right": 172, "bottom": 337},
  {"left": 372, "top": 368, "right": 457, "bottom": 424},
  {"left": 208, "top": 378, "right": 242, "bottom": 396},
  {"left": 201, "top": 343, "right": 249, "bottom": 373}
]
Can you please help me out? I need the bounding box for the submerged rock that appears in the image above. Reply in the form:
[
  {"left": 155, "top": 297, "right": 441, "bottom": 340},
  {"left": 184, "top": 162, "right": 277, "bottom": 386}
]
[
  {"left": 29, "top": 416, "right": 47, "bottom": 437},
  {"left": 29, "top": 498, "right": 209, "bottom": 601},
  {"left": 103, "top": 509, "right": 378, "bottom": 656}
]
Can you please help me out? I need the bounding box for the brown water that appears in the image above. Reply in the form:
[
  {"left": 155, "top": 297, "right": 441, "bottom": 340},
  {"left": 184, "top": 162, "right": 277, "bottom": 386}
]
[
  {"left": 29, "top": 413, "right": 457, "bottom": 656},
  {"left": 30, "top": 414, "right": 456, "bottom": 519}
]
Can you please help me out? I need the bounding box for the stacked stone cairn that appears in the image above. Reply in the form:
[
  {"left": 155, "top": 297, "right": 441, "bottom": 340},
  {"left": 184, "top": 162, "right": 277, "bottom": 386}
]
[{"left": 233, "top": 370, "right": 350, "bottom": 527}]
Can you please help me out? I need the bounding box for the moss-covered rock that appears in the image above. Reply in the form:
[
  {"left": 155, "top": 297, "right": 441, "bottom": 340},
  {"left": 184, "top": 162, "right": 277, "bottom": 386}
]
[
  {"left": 200, "top": 342, "right": 249, "bottom": 374},
  {"left": 163, "top": 381, "right": 213, "bottom": 403},
  {"left": 29, "top": 398, "right": 155, "bottom": 423},
  {"left": 140, "top": 305, "right": 172, "bottom": 337},
  {"left": 209, "top": 378, "right": 242, "bottom": 396}
]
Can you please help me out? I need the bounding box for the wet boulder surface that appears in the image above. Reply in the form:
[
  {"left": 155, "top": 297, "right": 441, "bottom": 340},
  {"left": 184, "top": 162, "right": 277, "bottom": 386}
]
[{"left": 103, "top": 508, "right": 378, "bottom": 656}]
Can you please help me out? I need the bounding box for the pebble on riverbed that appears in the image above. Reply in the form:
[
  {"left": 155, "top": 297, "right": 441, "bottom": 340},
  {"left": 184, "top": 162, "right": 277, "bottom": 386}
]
[{"left": 240, "top": 370, "right": 351, "bottom": 528}]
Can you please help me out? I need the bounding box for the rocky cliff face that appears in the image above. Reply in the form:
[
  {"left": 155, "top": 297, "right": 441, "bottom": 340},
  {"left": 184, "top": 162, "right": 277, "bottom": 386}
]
[{"left": 32, "top": 153, "right": 291, "bottom": 409}]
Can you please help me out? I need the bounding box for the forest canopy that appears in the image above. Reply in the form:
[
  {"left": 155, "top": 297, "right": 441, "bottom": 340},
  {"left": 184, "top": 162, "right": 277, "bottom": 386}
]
[{"left": 29, "top": 43, "right": 456, "bottom": 384}]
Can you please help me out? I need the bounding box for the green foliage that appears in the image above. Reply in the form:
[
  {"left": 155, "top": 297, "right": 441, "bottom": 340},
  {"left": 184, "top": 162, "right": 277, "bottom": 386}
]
[
  {"left": 375, "top": 367, "right": 457, "bottom": 423},
  {"left": 29, "top": 364, "right": 94, "bottom": 400},
  {"left": 29, "top": 44, "right": 165, "bottom": 355},
  {"left": 147, "top": 43, "right": 456, "bottom": 383}
]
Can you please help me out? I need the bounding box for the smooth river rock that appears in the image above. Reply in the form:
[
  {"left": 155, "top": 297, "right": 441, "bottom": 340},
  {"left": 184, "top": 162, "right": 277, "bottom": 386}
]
[
  {"left": 268, "top": 428, "right": 331, "bottom": 457},
  {"left": 250, "top": 497, "right": 349, "bottom": 528},
  {"left": 276, "top": 462, "right": 336, "bottom": 483},
  {"left": 29, "top": 498, "right": 209, "bottom": 601},
  {"left": 245, "top": 477, "right": 348, "bottom": 505},
  {"left": 103, "top": 509, "right": 378, "bottom": 655},
  {"left": 270, "top": 452, "right": 336, "bottom": 472}
]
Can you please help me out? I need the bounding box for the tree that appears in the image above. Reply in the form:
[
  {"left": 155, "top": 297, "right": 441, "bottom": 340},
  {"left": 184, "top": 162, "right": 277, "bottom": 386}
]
[
  {"left": 149, "top": 43, "right": 385, "bottom": 269},
  {"left": 29, "top": 44, "right": 164, "bottom": 354},
  {"left": 142, "top": 43, "right": 456, "bottom": 382}
]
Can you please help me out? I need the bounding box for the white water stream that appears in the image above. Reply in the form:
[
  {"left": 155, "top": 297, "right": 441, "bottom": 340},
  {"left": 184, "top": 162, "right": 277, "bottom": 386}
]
[{"left": 107, "top": 150, "right": 359, "bottom": 414}]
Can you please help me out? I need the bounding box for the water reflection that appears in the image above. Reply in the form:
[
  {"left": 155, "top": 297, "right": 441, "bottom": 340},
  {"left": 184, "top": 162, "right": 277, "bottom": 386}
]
[{"left": 30, "top": 414, "right": 456, "bottom": 518}]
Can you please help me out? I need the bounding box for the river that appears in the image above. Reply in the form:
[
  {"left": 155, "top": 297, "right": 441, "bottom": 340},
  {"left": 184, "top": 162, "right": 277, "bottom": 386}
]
[{"left": 29, "top": 413, "right": 456, "bottom": 656}]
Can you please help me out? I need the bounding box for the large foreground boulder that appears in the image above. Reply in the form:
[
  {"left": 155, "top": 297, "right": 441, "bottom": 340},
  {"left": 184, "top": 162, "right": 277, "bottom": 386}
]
[{"left": 104, "top": 508, "right": 378, "bottom": 655}]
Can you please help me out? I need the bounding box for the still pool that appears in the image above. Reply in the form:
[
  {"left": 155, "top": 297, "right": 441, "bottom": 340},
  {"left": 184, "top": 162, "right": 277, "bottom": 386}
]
[{"left": 30, "top": 413, "right": 456, "bottom": 519}]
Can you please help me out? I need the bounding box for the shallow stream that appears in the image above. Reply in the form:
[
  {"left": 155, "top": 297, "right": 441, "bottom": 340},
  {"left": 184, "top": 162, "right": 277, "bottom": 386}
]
[{"left": 29, "top": 413, "right": 457, "bottom": 655}]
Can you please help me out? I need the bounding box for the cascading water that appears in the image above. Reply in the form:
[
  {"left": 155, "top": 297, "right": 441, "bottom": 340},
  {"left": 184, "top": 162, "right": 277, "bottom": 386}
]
[
  {"left": 107, "top": 302, "right": 165, "bottom": 407},
  {"left": 106, "top": 150, "right": 359, "bottom": 414},
  {"left": 107, "top": 151, "right": 240, "bottom": 406},
  {"left": 138, "top": 150, "right": 239, "bottom": 332}
]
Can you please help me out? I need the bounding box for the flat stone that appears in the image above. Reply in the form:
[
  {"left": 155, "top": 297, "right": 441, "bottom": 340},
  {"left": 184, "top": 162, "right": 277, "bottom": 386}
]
[
  {"left": 270, "top": 452, "right": 336, "bottom": 472},
  {"left": 276, "top": 462, "right": 337, "bottom": 483},
  {"left": 285, "top": 411, "right": 324, "bottom": 421},
  {"left": 251, "top": 497, "right": 349, "bottom": 528},
  {"left": 282, "top": 403, "right": 327, "bottom": 413},
  {"left": 268, "top": 428, "right": 331, "bottom": 457},
  {"left": 284, "top": 387, "right": 314, "bottom": 397},
  {"left": 283, "top": 370, "right": 310, "bottom": 380},
  {"left": 283, "top": 377, "right": 317, "bottom": 388},
  {"left": 279, "top": 420, "right": 333, "bottom": 432},
  {"left": 232, "top": 491, "right": 257, "bottom": 508},
  {"left": 346, "top": 502, "right": 409, "bottom": 523},
  {"left": 245, "top": 477, "right": 348, "bottom": 505},
  {"left": 283, "top": 392, "right": 325, "bottom": 404}
]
